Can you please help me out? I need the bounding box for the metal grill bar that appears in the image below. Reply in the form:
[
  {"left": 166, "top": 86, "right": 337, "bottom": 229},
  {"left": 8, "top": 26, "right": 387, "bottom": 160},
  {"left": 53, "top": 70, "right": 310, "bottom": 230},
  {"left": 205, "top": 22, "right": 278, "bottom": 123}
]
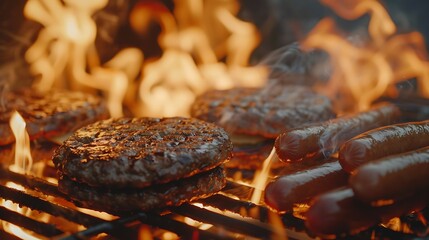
[
  {"left": 61, "top": 212, "right": 235, "bottom": 240},
  {"left": 0, "top": 166, "right": 63, "bottom": 198},
  {"left": 0, "top": 166, "right": 258, "bottom": 239},
  {"left": 174, "top": 203, "right": 275, "bottom": 238},
  {"left": 200, "top": 193, "right": 265, "bottom": 214},
  {"left": 1, "top": 182, "right": 227, "bottom": 240},
  {"left": 137, "top": 212, "right": 233, "bottom": 240},
  {"left": 0, "top": 205, "right": 63, "bottom": 237},
  {"left": 58, "top": 214, "right": 143, "bottom": 240},
  {"left": 0, "top": 185, "right": 105, "bottom": 227}
]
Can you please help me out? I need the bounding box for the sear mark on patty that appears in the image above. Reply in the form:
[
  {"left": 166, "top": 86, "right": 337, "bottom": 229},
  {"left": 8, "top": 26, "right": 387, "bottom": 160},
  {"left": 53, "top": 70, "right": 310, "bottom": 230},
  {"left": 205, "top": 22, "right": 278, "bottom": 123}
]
[{"left": 53, "top": 117, "right": 233, "bottom": 188}]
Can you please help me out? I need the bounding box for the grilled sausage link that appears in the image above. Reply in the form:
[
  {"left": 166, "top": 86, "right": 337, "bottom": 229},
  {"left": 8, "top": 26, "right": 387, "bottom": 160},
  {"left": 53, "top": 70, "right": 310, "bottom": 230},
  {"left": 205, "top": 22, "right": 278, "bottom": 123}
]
[
  {"left": 339, "top": 120, "right": 429, "bottom": 173},
  {"left": 264, "top": 160, "right": 348, "bottom": 212},
  {"left": 305, "top": 187, "right": 428, "bottom": 236},
  {"left": 275, "top": 103, "right": 400, "bottom": 162},
  {"left": 350, "top": 146, "right": 429, "bottom": 205}
]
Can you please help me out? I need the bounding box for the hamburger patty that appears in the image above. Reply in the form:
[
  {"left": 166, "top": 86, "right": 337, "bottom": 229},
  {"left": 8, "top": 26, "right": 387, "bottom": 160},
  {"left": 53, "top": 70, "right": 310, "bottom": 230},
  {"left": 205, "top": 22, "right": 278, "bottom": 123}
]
[
  {"left": 53, "top": 117, "right": 232, "bottom": 188},
  {"left": 58, "top": 166, "right": 226, "bottom": 213},
  {"left": 0, "top": 90, "right": 109, "bottom": 146},
  {"left": 190, "top": 86, "right": 335, "bottom": 138}
]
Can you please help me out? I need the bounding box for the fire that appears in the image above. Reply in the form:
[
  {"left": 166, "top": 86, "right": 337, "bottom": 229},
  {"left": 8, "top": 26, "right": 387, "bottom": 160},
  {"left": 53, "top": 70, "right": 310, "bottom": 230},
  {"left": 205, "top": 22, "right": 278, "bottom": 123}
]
[
  {"left": 250, "top": 148, "right": 277, "bottom": 204},
  {"left": 134, "top": 0, "right": 266, "bottom": 117},
  {"left": 9, "top": 111, "right": 33, "bottom": 174},
  {"left": 23, "top": 0, "right": 265, "bottom": 118},
  {"left": 1, "top": 112, "right": 44, "bottom": 239},
  {"left": 302, "top": 0, "right": 429, "bottom": 112},
  {"left": 24, "top": 0, "right": 142, "bottom": 117}
]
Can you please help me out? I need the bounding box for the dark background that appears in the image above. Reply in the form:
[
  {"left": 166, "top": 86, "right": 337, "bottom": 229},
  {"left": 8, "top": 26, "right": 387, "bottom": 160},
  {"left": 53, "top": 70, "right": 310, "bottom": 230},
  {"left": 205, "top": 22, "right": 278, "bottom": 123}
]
[{"left": 0, "top": 0, "right": 428, "bottom": 88}]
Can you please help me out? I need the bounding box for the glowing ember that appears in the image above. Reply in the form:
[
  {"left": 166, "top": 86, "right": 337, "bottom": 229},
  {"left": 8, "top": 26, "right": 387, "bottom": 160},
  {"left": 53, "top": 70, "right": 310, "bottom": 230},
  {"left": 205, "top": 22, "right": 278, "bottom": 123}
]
[
  {"left": 184, "top": 217, "right": 213, "bottom": 231},
  {"left": 268, "top": 211, "right": 287, "bottom": 240},
  {"left": 302, "top": 0, "right": 429, "bottom": 112},
  {"left": 139, "top": 225, "right": 154, "bottom": 240},
  {"left": 161, "top": 232, "right": 179, "bottom": 240}
]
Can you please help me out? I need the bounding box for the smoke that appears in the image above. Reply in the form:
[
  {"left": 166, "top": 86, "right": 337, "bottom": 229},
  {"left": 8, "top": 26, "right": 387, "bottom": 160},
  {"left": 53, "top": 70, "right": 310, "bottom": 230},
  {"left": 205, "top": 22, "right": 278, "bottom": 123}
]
[
  {"left": 0, "top": 66, "right": 13, "bottom": 111},
  {"left": 259, "top": 42, "right": 332, "bottom": 86},
  {"left": 0, "top": 25, "right": 38, "bottom": 111}
]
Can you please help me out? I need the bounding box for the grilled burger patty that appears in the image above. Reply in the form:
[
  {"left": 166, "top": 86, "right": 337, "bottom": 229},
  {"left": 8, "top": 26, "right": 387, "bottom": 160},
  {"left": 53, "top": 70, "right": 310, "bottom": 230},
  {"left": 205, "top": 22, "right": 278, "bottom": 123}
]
[
  {"left": 190, "top": 86, "right": 335, "bottom": 138},
  {"left": 0, "top": 90, "right": 109, "bottom": 146},
  {"left": 53, "top": 117, "right": 233, "bottom": 188},
  {"left": 58, "top": 166, "right": 226, "bottom": 213}
]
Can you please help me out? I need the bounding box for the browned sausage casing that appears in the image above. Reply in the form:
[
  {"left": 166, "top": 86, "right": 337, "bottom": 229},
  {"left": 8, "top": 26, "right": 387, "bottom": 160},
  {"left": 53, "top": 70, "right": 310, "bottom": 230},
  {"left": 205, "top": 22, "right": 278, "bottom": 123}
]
[
  {"left": 305, "top": 187, "right": 428, "bottom": 236},
  {"left": 339, "top": 120, "right": 429, "bottom": 173},
  {"left": 275, "top": 103, "right": 399, "bottom": 162},
  {"left": 264, "top": 161, "right": 348, "bottom": 212},
  {"left": 350, "top": 146, "right": 429, "bottom": 204}
]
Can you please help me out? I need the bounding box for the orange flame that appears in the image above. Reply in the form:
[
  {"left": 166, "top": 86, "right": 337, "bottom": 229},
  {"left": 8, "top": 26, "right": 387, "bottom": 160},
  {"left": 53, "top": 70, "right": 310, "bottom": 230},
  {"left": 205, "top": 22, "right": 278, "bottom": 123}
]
[
  {"left": 302, "top": 0, "right": 429, "bottom": 112},
  {"left": 1, "top": 112, "right": 42, "bottom": 239},
  {"left": 24, "top": 0, "right": 143, "bottom": 117},
  {"left": 24, "top": 0, "right": 265, "bottom": 118},
  {"left": 250, "top": 148, "right": 277, "bottom": 204},
  {"left": 9, "top": 111, "right": 33, "bottom": 173},
  {"left": 132, "top": 0, "right": 266, "bottom": 117}
]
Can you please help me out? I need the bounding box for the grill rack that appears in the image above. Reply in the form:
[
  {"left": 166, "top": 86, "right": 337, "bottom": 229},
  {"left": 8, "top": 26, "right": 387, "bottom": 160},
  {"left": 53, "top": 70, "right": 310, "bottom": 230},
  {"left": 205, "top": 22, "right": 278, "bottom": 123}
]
[
  {"left": 1, "top": 163, "right": 428, "bottom": 239},
  {"left": 0, "top": 165, "right": 306, "bottom": 240}
]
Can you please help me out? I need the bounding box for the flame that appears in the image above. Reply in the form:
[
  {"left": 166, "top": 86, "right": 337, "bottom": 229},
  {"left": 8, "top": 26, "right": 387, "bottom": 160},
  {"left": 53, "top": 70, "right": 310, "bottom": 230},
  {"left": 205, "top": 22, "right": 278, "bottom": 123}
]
[
  {"left": 133, "top": 0, "right": 266, "bottom": 117},
  {"left": 302, "top": 0, "right": 429, "bottom": 112},
  {"left": 1, "top": 112, "right": 42, "bottom": 239},
  {"left": 24, "top": 0, "right": 143, "bottom": 117},
  {"left": 9, "top": 111, "right": 33, "bottom": 173},
  {"left": 250, "top": 148, "right": 277, "bottom": 204},
  {"left": 23, "top": 0, "right": 264, "bottom": 118}
]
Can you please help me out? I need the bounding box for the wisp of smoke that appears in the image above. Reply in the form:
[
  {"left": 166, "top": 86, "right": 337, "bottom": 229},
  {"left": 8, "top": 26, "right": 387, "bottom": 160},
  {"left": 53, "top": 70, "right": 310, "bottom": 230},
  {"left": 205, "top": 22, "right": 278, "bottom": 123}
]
[{"left": 258, "top": 42, "right": 332, "bottom": 86}]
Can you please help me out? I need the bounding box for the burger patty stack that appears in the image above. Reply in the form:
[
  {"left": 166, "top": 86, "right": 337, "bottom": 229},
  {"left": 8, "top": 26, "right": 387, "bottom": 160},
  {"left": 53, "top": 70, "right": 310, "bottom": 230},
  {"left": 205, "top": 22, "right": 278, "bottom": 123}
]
[{"left": 53, "top": 117, "right": 232, "bottom": 213}]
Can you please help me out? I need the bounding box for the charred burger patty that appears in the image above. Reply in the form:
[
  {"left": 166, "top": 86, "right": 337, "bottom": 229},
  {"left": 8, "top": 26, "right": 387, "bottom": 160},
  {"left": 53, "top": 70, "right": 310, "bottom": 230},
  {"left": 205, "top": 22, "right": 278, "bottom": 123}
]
[
  {"left": 0, "top": 89, "right": 109, "bottom": 146},
  {"left": 190, "top": 85, "right": 335, "bottom": 169},
  {"left": 58, "top": 166, "right": 226, "bottom": 213},
  {"left": 53, "top": 117, "right": 232, "bottom": 212},
  {"left": 190, "top": 86, "right": 335, "bottom": 138}
]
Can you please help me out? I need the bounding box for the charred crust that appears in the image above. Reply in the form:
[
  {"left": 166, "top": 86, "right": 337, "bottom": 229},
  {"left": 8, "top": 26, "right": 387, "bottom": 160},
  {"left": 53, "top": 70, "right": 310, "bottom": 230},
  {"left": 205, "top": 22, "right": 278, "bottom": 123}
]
[
  {"left": 190, "top": 86, "right": 335, "bottom": 138},
  {"left": 58, "top": 166, "right": 226, "bottom": 213},
  {"left": 0, "top": 90, "right": 109, "bottom": 146},
  {"left": 53, "top": 117, "right": 233, "bottom": 188}
]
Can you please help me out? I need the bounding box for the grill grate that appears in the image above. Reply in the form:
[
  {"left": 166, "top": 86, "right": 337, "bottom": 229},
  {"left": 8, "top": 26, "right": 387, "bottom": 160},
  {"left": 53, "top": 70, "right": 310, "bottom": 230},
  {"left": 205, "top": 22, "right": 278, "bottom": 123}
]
[
  {"left": 1, "top": 162, "right": 428, "bottom": 239},
  {"left": 0, "top": 165, "right": 287, "bottom": 239}
]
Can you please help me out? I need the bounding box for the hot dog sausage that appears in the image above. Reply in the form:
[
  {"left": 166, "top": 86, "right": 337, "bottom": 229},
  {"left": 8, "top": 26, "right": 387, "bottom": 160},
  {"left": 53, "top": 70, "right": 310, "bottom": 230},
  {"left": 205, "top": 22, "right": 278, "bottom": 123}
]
[
  {"left": 264, "top": 160, "right": 348, "bottom": 212},
  {"left": 349, "top": 146, "right": 429, "bottom": 205},
  {"left": 275, "top": 103, "right": 399, "bottom": 162},
  {"left": 305, "top": 187, "right": 428, "bottom": 236},
  {"left": 339, "top": 120, "right": 429, "bottom": 172}
]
